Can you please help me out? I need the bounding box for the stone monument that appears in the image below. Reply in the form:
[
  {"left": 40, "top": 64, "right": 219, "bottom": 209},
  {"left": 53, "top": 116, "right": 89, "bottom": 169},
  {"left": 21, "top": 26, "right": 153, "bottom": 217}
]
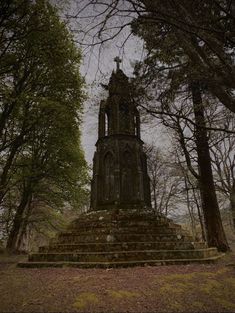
[
  {"left": 18, "top": 60, "right": 223, "bottom": 268},
  {"left": 91, "top": 60, "right": 151, "bottom": 211}
]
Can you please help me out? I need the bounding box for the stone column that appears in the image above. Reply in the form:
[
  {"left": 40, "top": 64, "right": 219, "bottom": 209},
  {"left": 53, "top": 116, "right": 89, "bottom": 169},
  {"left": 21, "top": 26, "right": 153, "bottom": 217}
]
[{"left": 98, "top": 100, "right": 106, "bottom": 138}]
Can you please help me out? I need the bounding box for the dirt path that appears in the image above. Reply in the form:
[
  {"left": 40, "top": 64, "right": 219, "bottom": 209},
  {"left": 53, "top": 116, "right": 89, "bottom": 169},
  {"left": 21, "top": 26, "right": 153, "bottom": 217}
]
[{"left": 0, "top": 253, "right": 235, "bottom": 312}]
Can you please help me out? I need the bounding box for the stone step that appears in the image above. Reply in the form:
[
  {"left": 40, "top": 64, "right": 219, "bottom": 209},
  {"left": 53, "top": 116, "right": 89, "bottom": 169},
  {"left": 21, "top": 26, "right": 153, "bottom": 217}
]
[
  {"left": 69, "top": 220, "right": 181, "bottom": 230},
  {"left": 39, "top": 241, "right": 206, "bottom": 253},
  {"left": 72, "top": 222, "right": 183, "bottom": 231},
  {"left": 60, "top": 226, "right": 185, "bottom": 236},
  {"left": 75, "top": 210, "right": 167, "bottom": 219},
  {"left": 18, "top": 253, "right": 225, "bottom": 268},
  {"left": 55, "top": 232, "right": 193, "bottom": 244},
  {"left": 71, "top": 216, "right": 171, "bottom": 227},
  {"left": 29, "top": 248, "right": 218, "bottom": 263}
]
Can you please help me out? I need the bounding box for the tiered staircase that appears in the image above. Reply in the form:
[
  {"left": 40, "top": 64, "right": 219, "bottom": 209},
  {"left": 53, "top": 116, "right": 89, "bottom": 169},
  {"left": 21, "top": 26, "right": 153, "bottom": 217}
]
[{"left": 18, "top": 208, "right": 224, "bottom": 268}]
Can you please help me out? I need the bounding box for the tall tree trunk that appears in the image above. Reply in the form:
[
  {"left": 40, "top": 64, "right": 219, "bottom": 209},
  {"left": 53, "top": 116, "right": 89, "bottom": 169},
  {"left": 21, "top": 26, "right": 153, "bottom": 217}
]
[
  {"left": 196, "top": 196, "right": 206, "bottom": 242},
  {"left": 0, "top": 134, "right": 24, "bottom": 203},
  {"left": 190, "top": 180, "right": 206, "bottom": 241},
  {"left": 230, "top": 180, "right": 235, "bottom": 231},
  {"left": 16, "top": 196, "right": 32, "bottom": 251},
  {"left": 191, "top": 81, "right": 230, "bottom": 252},
  {"left": 0, "top": 101, "right": 16, "bottom": 140},
  {"left": 6, "top": 183, "right": 31, "bottom": 251},
  {"left": 184, "top": 176, "right": 196, "bottom": 240},
  {"left": 152, "top": 181, "right": 157, "bottom": 212},
  {"left": 16, "top": 217, "right": 28, "bottom": 252}
]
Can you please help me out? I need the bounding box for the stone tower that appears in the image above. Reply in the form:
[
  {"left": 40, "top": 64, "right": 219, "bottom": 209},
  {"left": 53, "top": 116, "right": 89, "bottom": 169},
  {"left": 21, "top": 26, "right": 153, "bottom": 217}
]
[{"left": 91, "top": 63, "right": 151, "bottom": 211}]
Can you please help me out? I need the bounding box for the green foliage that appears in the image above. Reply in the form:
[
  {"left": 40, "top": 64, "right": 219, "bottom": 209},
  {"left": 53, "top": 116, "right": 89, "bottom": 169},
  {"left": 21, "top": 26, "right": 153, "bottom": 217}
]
[
  {"left": 0, "top": 0, "right": 89, "bottom": 249},
  {"left": 131, "top": 0, "right": 235, "bottom": 113}
]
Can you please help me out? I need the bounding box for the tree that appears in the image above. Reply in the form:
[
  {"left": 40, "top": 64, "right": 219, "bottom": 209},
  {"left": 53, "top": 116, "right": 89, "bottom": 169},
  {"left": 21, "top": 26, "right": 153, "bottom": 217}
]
[
  {"left": 190, "top": 81, "right": 229, "bottom": 251},
  {"left": 132, "top": 60, "right": 230, "bottom": 251},
  {"left": 210, "top": 109, "right": 235, "bottom": 230},
  {"left": 0, "top": 0, "right": 89, "bottom": 251},
  {"left": 72, "top": 0, "right": 235, "bottom": 114},
  {"left": 145, "top": 145, "right": 181, "bottom": 216},
  {"left": 145, "top": 143, "right": 206, "bottom": 241},
  {"left": 125, "top": 3, "right": 230, "bottom": 251},
  {"left": 176, "top": 157, "right": 206, "bottom": 242}
]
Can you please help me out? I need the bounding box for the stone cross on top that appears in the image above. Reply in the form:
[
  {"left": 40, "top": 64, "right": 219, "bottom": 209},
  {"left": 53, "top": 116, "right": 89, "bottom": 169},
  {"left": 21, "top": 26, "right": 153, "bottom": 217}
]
[{"left": 114, "top": 56, "right": 122, "bottom": 70}]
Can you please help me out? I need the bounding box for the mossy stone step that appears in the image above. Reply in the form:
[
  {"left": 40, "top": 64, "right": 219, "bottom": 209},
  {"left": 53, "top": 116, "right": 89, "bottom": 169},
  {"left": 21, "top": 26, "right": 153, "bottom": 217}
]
[
  {"left": 72, "top": 215, "right": 170, "bottom": 226},
  {"left": 39, "top": 241, "right": 206, "bottom": 253},
  {"left": 29, "top": 248, "right": 218, "bottom": 262},
  {"left": 68, "top": 224, "right": 181, "bottom": 232},
  {"left": 56, "top": 233, "right": 193, "bottom": 244},
  {"left": 69, "top": 220, "right": 181, "bottom": 229},
  {"left": 18, "top": 253, "right": 225, "bottom": 268},
  {"left": 59, "top": 227, "right": 184, "bottom": 236}
]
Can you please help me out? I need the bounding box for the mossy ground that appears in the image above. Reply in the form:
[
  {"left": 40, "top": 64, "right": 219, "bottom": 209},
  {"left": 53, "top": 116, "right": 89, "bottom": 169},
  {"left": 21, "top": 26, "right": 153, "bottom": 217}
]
[{"left": 0, "top": 251, "right": 235, "bottom": 312}]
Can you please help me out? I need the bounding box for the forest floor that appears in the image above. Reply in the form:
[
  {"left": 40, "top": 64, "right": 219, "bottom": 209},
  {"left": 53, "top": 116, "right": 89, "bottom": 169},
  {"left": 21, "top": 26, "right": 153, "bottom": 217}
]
[{"left": 0, "top": 248, "right": 235, "bottom": 313}]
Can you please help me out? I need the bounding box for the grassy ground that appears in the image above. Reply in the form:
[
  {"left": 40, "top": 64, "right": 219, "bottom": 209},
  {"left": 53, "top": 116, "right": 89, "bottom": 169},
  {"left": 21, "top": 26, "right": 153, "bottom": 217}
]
[{"left": 0, "top": 250, "right": 235, "bottom": 312}]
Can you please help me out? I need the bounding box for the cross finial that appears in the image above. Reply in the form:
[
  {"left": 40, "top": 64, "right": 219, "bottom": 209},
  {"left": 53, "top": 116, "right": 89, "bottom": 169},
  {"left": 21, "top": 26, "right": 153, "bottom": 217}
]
[{"left": 114, "top": 56, "right": 122, "bottom": 71}]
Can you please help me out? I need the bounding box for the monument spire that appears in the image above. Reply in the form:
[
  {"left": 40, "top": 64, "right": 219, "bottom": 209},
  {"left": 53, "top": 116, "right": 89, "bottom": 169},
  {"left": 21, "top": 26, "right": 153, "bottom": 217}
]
[
  {"left": 114, "top": 56, "right": 122, "bottom": 71},
  {"left": 90, "top": 68, "right": 151, "bottom": 210}
]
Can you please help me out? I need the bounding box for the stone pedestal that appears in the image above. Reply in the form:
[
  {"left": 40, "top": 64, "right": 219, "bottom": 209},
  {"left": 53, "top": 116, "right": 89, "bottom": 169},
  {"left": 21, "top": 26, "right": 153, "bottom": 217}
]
[{"left": 18, "top": 208, "right": 223, "bottom": 268}]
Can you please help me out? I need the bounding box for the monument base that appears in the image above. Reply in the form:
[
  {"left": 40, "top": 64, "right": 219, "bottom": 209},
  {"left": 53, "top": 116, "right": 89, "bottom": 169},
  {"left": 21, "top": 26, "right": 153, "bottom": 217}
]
[{"left": 18, "top": 208, "right": 224, "bottom": 268}]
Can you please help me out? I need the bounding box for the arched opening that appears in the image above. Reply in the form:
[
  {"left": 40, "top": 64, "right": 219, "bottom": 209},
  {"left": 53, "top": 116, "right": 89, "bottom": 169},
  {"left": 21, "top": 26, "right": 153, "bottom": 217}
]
[
  {"left": 105, "top": 112, "right": 109, "bottom": 136},
  {"left": 122, "top": 150, "right": 134, "bottom": 200},
  {"left": 103, "top": 152, "right": 114, "bottom": 201},
  {"left": 134, "top": 115, "right": 138, "bottom": 136}
]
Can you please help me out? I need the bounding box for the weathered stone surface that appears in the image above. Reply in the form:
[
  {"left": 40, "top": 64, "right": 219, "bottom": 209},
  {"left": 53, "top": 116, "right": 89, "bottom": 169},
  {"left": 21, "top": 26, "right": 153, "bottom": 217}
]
[{"left": 39, "top": 241, "right": 206, "bottom": 253}]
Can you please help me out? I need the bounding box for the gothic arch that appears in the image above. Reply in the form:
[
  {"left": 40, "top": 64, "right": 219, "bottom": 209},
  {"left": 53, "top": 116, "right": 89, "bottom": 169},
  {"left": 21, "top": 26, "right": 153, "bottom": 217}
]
[
  {"left": 123, "top": 150, "right": 132, "bottom": 168},
  {"left": 123, "top": 143, "right": 132, "bottom": 155},
  {"left": 103, "top": 151, "right": 115, "bottom": 201},
  {"left": 104, "top": 109, "right": 110, "bottom": 136},
  {"left": 122, "top": 149, "right": 134, "bottom": 200}
]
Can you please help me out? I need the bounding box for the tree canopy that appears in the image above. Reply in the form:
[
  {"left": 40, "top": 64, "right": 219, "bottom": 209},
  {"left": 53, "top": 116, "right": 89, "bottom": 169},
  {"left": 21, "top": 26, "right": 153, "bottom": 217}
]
[{"left": 0, "top": 0, "right": 89, "bottom": 251}]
